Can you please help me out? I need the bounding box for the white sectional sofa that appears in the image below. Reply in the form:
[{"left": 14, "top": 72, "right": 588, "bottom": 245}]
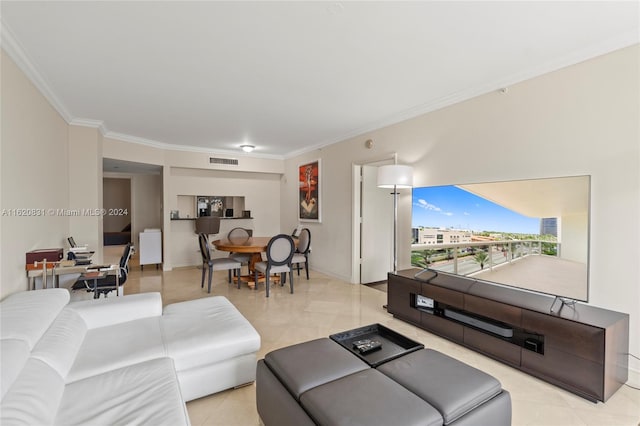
[{"left": 1, "top": 289, "right": 261, "bottom": 425}]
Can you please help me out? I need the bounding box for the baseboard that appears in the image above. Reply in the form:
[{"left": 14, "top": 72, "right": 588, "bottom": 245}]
[{"left": 627, "top": 364, "right": 640, "bottom": 389}]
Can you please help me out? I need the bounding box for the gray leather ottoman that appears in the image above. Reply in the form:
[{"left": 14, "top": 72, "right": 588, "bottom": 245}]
[{"left": 256, "top": 338, "right": 511, "bottom": 426}]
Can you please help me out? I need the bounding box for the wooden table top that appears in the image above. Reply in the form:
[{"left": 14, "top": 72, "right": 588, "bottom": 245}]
[
  {"left": 213, "top": 236, "right": 298, "bottom": 253},
  {"left": 212, "top": 236, "right": 273, "bottom": 253}
]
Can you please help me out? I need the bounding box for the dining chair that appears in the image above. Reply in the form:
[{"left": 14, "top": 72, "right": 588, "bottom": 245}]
[
  {"left": 198, "top": 233, "right": 242, "bottom": 293},
  {"left": 292, "top": 228, "right": 311, "bottom": 280},
  {"left": 253, "top": 234, "right": 295, "bottom": 297},
  {"left": 227, "top": 227, "right": 253, "bottom": 274}
]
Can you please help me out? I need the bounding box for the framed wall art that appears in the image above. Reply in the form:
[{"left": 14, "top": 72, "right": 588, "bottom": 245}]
[{"left": 298, "top": 159, "right": 321, "bottom": 222}]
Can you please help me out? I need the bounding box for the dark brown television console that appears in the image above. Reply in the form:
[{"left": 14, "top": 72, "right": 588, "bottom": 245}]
[{"left": 387, "top": 269, "right": 629, "bottom": 402}]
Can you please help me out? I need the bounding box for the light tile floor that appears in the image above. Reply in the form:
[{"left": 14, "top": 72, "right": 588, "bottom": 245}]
[{"left": 108, "top": 250, "right": 639, "bottom": 426}]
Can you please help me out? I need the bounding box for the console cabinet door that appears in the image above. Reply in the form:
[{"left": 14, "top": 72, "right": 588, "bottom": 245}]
[
  {"left": 421, "top": 312, "right": 464, "bottom": 342},
  {"left": 521, "top": 311, "right": 604, "bottom": 363},
  {"left": 521, "top": 349, "right": 603, "bottom": 401},
  {"left": 464, "top": 294, "right": 522, "bottom": 327},
  {"left": 521, "top": 310, "right": 605, "bottom": 401},
  {"left": 464, "top": 327, "right": 521, "bottom": 367},
  {"left": 421, "top": 283, "right": 464, "bottom": 310},
  {"left": 387, "top": 275, "right": 421, "bottom": 324}
]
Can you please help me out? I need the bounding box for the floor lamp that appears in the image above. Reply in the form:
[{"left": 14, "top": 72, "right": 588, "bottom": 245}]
[{"left": 377, "top": 163, "right": 413, "bottom": 274}]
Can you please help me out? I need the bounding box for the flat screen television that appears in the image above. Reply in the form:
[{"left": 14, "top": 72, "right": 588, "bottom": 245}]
[{"left": 411, "top": 175, "right": 590, "bottom": 302}]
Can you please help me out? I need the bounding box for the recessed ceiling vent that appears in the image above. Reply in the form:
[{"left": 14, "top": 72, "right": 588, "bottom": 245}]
[{"left": 209, "top": 157, "right": 239, "bottom": 166}]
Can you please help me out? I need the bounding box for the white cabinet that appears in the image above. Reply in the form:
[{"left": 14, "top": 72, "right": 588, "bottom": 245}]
[{"left": 139, "top": 229, "right": 162, "bottom": 269}]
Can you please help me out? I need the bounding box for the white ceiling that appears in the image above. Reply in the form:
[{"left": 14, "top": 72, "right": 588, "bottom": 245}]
[{"left": 2, "top": 1, "right": 638, "bottom": 159}]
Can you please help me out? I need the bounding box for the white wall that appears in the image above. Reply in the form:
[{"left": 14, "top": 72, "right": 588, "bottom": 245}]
[
  {"left": 282, "top": 45, "right": 640, "bottom": 382},
  {"left": 1, "top": 51, "right": 69, "bottom": 296}
]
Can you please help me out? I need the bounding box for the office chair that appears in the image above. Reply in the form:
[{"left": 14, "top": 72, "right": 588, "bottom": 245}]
[{"left": 71, "top": 243, "right": 133, "bottom": 298}]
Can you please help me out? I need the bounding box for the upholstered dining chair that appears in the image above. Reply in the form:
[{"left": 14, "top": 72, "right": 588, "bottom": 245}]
[
  {"left": 198, "top": 233, "right": 242, "bottom": 293},
  {"left": 227, "top": 227, "right": 253, "bottom": 274},
  {"left": 292, "top": 228, "right": 311, "bottom": 280},
  {"left": 253, "top": 234, "right": 295, "bottom": 297}
]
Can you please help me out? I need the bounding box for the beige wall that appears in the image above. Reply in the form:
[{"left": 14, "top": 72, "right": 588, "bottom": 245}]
[
  {"left": 1, "top": 51, "right": 69, "bottom": 295},
  {"left": 131, "top": 173, "right": 162, "bottom": 247},
  {"left": 68, "top": 125, "right": 103, "bottom": 263},
  {"left": 282, "top": 45, "right": 640, "bottom": 382},
  {"left": 166, "top": 167, "right": 281, "bottom": 268}
]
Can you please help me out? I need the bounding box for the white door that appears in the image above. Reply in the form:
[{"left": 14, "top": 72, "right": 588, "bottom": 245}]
[{"left": 360, "top": 165, "right": 393, "bottom": 284}]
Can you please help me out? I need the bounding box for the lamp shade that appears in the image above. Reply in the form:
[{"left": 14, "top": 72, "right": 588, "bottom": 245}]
[{"left": 377, "top": 164, "right": 413, "bottom": 188}]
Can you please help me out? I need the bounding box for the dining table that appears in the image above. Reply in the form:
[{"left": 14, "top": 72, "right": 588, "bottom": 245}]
[{"left": 212, "top": 236, "right": 297, "bottom": 289}]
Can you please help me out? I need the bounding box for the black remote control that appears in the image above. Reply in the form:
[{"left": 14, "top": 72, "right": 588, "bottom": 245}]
[{"left": 353, "top": 339, "right": 382, "bottom": 354}]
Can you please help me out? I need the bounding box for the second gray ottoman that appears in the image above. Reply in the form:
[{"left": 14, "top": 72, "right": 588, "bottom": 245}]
[{"left": 377, "top": 349, "right": 511, "bottom": 425}]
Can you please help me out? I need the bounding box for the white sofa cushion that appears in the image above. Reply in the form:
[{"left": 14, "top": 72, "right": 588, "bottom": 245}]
[
  {"left": 0, "top": 339, "right": 30, "bottom": 399},
  {"left": 30, "top": 309, "right": 87, "bottom": 378},
  {"left": 0, "top": 289, "right": 69, "bottom": 347},
  {"left": 66, "top": 292, "right": 162, "bottom": 329},
  {"left": 56, "top": 358, "right": 189, "bottom": 426},
  {"left": 67, "top": 316, "right": 165, "bottom": 383},
  {"left": 1, "top": 289, "right": 71, "bottom": 402},
  {"left": 161, "top": 296, "right": 261, "bottom": 371},
  {"left": 1, "top": 358, "right": 65, "bottom": 425}
]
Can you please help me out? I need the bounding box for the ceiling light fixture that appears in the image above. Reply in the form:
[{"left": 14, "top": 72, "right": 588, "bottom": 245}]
[{"left": 240, "top": 144, "right": 255, "bottom": 153}]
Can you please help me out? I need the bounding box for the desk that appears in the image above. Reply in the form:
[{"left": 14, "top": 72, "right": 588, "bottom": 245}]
[
  {"left": 27, "top": 264, "right": 88, "bottom": 290},
  {"left": 26, "top": 263, "right": 118, "bottom": 292},
  {"left": 213, "top": 236, "right": 297, "bottom": 288}
]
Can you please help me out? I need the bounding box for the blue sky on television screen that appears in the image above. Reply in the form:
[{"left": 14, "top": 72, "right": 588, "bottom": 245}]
[{"left": 412, "top": 185, "right": 539, "bottom": 234}]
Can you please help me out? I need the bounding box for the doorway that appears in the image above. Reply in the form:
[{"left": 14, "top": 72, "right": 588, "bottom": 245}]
[{"left": 102, "top": 177, "right": 132, "bottom": 246}]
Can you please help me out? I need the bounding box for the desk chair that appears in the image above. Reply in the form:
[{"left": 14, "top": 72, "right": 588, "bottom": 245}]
[
  {"left": 254, "top": 234, "right": 295, "bottom": 298},
  {"left": 199, "top": 233, "right": 242, "bottom": 293},
  {"left": 292, "top": 228, "right": 311, "bottom": 280},
  {"left": 71, "top": 243, "right": 133, "bottom": 298}
]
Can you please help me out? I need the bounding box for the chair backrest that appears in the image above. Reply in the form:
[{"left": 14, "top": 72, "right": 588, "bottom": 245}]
[
  {"left": 118, "top": 243, "right": 133, "bottom": 285},
  {"left": 227, "top": 227, "right": 252, "bottom": 241},
  {"left": 266, "top": 234, "right": 295, "bottom": 266},
  {"left": 297, "top": 228, "right": 311, "bottom": 254},
  {"left": 198, "top": 233, "right": 211, "bottom": 262},
  {"left": 68, "top": 237, "right": 77, "bottom": 248},
  {"left": 195, "top": 216, "right": 221, "bottom": 235}
]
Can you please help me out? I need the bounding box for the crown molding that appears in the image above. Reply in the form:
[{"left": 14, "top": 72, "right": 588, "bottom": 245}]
[
  {"left": 69, "top": 118, "right": 107, "bottom": 135},
  {"left": 1, "top": 19, "right": 73, "bottom": 123}
]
